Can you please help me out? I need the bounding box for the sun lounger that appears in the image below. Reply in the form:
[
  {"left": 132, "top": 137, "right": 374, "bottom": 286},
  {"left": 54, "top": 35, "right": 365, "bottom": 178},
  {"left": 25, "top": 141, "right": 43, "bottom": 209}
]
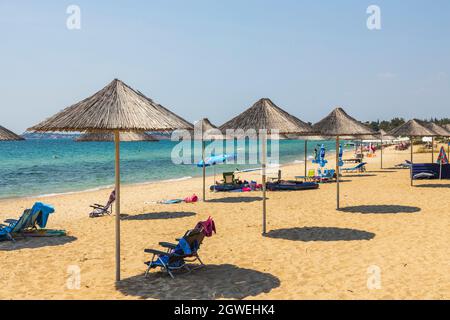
[
  {"left": 222, "top": 172, "right": 237, "bottom": 184},
  {"left": 343, "top": 158, "right": 362, "bottom": 164},
  {"left": 0, "top": 210, "right": 33, "bottom": 241},
  {"left": 312, "top": 169, "right": 336, "bottom": 183},
  {"left": 144, "top": 229, "right": 206, "bottom": 278},
  {"left": 395, "top": 160, "right": 412, "bottom": 169},
  {"left": 89, "top": 190, "right": 115, "bottom": 218},
  {"left": 295, "top": 169, "right": 316, "bottom": 181},
  {"left": 144, "top": 218, "right": 215, "bottom": 278},
  {"left": 342, "top": 162, "right": 367, "bottom": 173},
  {"left": 266, "top": 168, "right": 282, "bottom": 182},
  {"left": 0, "top": 202, "right": 56, "bottom": 242}
]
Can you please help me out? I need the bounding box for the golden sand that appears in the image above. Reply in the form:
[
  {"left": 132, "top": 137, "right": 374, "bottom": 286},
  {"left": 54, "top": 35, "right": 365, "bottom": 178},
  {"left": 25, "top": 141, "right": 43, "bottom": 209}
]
[{"left": 1, "top": 147, "right": 449, "bottom": 300}]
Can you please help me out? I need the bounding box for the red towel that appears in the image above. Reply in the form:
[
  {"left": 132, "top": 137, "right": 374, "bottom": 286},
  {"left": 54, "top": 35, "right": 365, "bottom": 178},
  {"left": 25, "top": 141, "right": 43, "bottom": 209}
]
[{"left": 195, "top": 216, "right": 216, "bottom": 237}]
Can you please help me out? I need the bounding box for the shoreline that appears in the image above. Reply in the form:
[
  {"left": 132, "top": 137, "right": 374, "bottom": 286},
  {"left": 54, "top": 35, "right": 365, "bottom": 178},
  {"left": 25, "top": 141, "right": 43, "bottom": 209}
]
[
  {"left": 0, "top": 139, "right": 347, "bottom": 201},
  {"left": 0, "top": 154, "right": 322, "bottom": 202}
]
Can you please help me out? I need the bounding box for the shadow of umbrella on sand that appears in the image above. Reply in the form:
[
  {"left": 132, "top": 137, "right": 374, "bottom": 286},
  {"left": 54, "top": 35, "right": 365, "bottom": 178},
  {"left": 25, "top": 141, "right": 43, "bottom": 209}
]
[
  {"left": 116, "top": 264, "right": 280, "bottom": 300},
  {"left": 265, "top": 227, "right": 375, "bottom": 242},
  {"left": 27, "top": 79, "right": 193, "bottom": 282}
]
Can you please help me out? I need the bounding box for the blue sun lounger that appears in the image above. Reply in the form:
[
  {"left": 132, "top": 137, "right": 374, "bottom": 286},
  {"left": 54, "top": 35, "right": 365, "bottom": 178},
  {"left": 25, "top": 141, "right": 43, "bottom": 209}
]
[
  {"left": 342, "top": 162, "right": 367, "bottom": 173},
  {"left": 144, "top": 229, "right": 206, "bottom": 278},
  {"left": 0, "top": 202, "right": 55, "bottom": 242},
  {"left": 395, "top": 160, "right": 412, "bottom": 169}
]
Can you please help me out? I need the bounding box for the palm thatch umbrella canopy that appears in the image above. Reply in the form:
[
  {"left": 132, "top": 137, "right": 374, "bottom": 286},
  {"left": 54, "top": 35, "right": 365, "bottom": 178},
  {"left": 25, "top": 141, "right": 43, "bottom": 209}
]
[
  {"left": 444, "top": 124, "right": 450, "bottom": 132},
  {"left": 0, "top": 125, "right": 24, "bottom": 141},
  {"left": 193, "top": 118, "right": 224, "bottom": 201},
  {"left": 419, "top": 121, "right": 450, "bottom": 137},
  {"left": 388, "top": 119, "right": 435, "bottom": 138},
  {"left": 312, "top": 108, "right": 376, "bottom": 137},
  {"left": 220, "top": 98, "right": 315, "bottom": 135},
  {"left": 193, "top": 118, "right": 224, "bottom": 140},
  {"left": 29, "top": 79, "right": 192, "bottom": 132},
  {"left": 312, "top": 107, "right": 376, "bottom": 209},
  {"left": 341, "top": 133, "right": 381, "bottom": 141},
  {"left": 379, "top": 129, "right": 396, "bottom": 141},
  {"left": 75, "top": 132, "right": 159, "bottom": 142},
  {"left": 28, "top": 79, "right": 193, "bottom": 282},
  {"left": 220, "top": 98, "right": 317, "bottom": 235},
  {"left": 388, "top": 119, "right": 436, "bottom": 186}
]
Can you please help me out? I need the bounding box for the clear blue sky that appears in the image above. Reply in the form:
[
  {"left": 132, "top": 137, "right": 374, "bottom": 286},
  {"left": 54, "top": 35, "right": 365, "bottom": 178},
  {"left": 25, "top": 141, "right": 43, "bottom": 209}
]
[{"left": 1, "top": 0, "right": 449, "bottom": 133}]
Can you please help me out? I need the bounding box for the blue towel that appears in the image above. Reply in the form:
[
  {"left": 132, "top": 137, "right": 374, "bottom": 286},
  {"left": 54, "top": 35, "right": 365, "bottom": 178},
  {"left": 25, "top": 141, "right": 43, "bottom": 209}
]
[
  {"left": 149, "top": 238, "right": 192, "bottom": 268},
  {"left": 33, "top": 202, "right": 55, "bottom": 228}
]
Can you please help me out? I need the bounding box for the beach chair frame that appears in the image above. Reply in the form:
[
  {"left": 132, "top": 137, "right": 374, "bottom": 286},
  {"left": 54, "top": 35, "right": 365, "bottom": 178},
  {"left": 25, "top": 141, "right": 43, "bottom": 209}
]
[
  {"left": 342, "top": 162, "right": 367, "bottom": 173},
  {"left": 89, "top": 203, "right": 113, "bottom": 217},
  {"left": 144, "top": 249, "right": 189, "bottom": 279},
  {"left": 89, "top": 191, "right": 115, "bottom": 218},
  {"left": 144, "top": 229, "right": 206, "bottom": 278},
  {"left": 295, "top": 169, "right": 316, "bottom": 181},
  {"left": 0, "top": 209, "right": 34, "bottom": 242}
]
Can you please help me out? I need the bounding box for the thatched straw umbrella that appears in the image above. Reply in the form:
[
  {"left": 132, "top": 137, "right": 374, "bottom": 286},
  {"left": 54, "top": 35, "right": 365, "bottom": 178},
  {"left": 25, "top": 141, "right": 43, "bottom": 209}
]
[
  {"left": 75, "top": 132, "right": 159, "bottom": 142},
  {"left": 28, "top": 79, "right": 193, "bottom": 281},
  {"left": 0, "top": 125, "right": 24, "bottom": 141},
  {"left": 193, "top": 118, "right": 224, "bottom": 201},
  {"left": 312, "top": 107, "right": 376, "bottom": 209},
  {"left": 220, "top": 98, "right": 316, "bottom": 234},
  {"left": 388, "top": 119, "right": 435, "bottom": 186},
  {"left": 417, "top": 121, "right": 450, "bottom": 163}
]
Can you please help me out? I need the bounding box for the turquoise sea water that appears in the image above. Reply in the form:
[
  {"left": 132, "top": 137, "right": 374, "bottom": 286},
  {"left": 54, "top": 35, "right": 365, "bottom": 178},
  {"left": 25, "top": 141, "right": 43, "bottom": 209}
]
[{"left": 0, "top": 139, "right": 344, "bottom": 199}]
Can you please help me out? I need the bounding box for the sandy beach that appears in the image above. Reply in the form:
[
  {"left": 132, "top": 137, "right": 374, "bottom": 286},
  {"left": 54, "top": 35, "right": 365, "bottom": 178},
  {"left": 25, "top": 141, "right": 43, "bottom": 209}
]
[{"left": 1, "top": 146, "right": 450, "bottom": 300}]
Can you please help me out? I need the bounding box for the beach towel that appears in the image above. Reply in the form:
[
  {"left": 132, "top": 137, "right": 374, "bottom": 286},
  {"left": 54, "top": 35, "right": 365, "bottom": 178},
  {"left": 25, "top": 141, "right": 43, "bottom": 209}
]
[
  {"left": 184, "top": 194, "right": 198, "bottom": 203},
  {"left": 160, "top": 199, "right": 183, "bottom": 204},
  {"left": 153, "top": 194, "right": 199, "bottom": 205},
  {"left": 195, "top": 216, "right": 216, "bottom": 237},
  {"left": 33, "top": 202, "right": 55, "bottom": 228},
  {"left": 413, "top": 172, "right": 435, "bottom": 179}
]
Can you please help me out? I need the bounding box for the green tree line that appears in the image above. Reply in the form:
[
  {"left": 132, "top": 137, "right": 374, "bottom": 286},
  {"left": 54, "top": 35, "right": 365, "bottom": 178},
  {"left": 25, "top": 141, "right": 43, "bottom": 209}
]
[{"left": 364, "top": 118, "right": 450, "bottom": 132}]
